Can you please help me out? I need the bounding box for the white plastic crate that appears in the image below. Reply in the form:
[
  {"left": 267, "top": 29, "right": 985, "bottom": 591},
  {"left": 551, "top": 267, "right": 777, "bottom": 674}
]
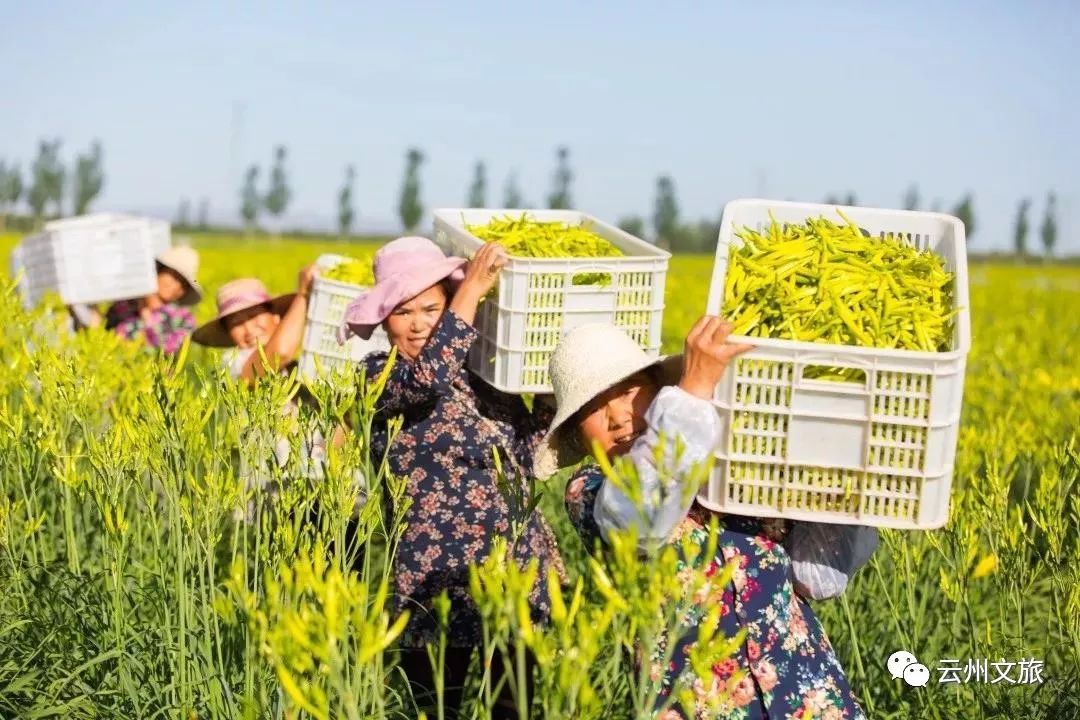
[
  {"left": 44, "top": 213, "right": 172, "bottom": 258},
  {"left": 700, "top": 199, "right": 971, "bottom": 530},
  {"left": 18, "top": 215, "right": 173, "bottom": 306},
  {"left": 433, "top": 208, "right": 671, "bottom": 394},
  {"left": 298, "top": 253, "right": 389, "bottom": 384}
]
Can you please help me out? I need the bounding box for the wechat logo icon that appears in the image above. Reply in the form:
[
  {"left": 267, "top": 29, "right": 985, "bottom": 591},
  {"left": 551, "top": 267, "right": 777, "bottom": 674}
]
[{"left": 888, "top": 650, "right": 930, "bottom": 688}]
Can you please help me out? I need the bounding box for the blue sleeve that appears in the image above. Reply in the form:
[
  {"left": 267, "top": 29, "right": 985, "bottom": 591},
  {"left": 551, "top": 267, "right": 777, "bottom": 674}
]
[{"left": 593, "top": 386, "right": 722, "bottom": 554}]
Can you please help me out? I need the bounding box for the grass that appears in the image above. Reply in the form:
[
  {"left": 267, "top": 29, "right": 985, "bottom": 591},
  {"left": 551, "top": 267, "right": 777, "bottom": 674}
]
[{"left": 0, "top": 230, "right": 1078, "bottom": 718}]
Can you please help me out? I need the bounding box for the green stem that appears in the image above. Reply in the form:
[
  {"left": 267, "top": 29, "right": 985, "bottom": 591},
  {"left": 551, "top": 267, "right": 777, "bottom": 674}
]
[
  {"left": 840, "top": 591, "right": 875, "bottom": 717},
  {"left": 63, "top": 482, "right": 80, "bottom": 574},
  {"left": 515, "top": 641, "right": 528, "bottom": 720}
]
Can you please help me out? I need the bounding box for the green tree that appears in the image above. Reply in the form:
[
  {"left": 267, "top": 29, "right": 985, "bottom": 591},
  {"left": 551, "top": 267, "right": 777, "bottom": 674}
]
[
  {"left": 47, "top": 143, "right": 66, "bottom": 218},
  {"left": 0, "top": 162, "right": 23, "bottom": 228},
  {"left": 903, "top": 184, "right": 920, "bottom": 211},
  {"left": 197, "top": 198, "right": 210, "bottom": 230},
  {"left": 502, "top": 171, "right": 523, "bottom": 208},
  {"left": 653, "top": 175, "right": 680, "bottom": 249},
  {"left": 952, "top": 193, "right": 976, "bottom": 242},
  {"left": 398, "top": 147, "right": 425, "bottom": 233},
  {"left": 1041, "top": 192, "right": 1057, "bottom": 258},
  {"left": 263, "top": 145, "right": 291, "bottom": 223},
  {"left": 617, "top": 215, "right": 646, "bottom": 239},
  {"left": 240, "top": 165, "right": 261, "bottom": 233},
  {"left": 844, "top": 192, "right": 858, "bottom": 207},
  {"left": 28, "top": 140, "right": 63, "bottom": 224},
  {"left": 71, "top": 140, "right": 104, "bottom": 215},
  {"left": 338, "top": 164, "right": 356, "bottom": 239},
  {"left": 824, "top": 194, "right": 841, "bottom": 205},
  {"left": 467, "top": 160, "right": 487, "bottom": 208},
  {"left": 176, "top": 198, "right": 191, "bottom": 228},
  {"left": 1013, "top": 198, "right": 1031, "bottom": 257},
  {"left": 547, "top": 146, "right": 572, "bottom": 209}
]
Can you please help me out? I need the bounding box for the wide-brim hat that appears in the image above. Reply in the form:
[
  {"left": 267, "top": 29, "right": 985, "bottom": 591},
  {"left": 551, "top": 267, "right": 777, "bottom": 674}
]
[
  {"left": 192, "top": 277, "right": 296, "bottom": 347},
  {"left": 337, "top": 236, "right": 466, "bottom": 343},
  {"left": 533, "top": 323, "right": 684, "bottom": 480},
  {"left": 156, "top": 245, "right": 203, "bottom": 306}
]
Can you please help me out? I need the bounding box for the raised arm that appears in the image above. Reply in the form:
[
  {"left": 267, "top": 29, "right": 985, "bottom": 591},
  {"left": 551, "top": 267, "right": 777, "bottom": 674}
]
[
  {"left": 242, "top": 263, "right": 317, "bottom": 382},
  {"left": 594, "top": 317, "right": 753, "bottom": 554},
  {"left": 362, "top": 242, "right": 509, "bottom": 417},
  {"left": 361, "top": 308, "right": 479, "bottom": 416},
  {"left": 593, "top": 386, "right": 721, "bottom": 551}
]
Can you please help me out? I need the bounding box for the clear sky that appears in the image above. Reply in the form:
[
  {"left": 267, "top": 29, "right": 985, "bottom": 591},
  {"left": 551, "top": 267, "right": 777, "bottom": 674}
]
[{"left": 2, "top": 1, "right": 1077, "bottom": 251}]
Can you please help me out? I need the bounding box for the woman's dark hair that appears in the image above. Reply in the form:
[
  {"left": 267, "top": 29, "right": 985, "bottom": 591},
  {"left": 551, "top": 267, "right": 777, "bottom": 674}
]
[
  {"left": 380, "top": 279, "right": 453, "bottom": 331},
  {"left": 643, "top": 363, "right": 666, "bottom": 388},
  {"left": 155, "top": 261, "right": 190, "bottom": 290}
]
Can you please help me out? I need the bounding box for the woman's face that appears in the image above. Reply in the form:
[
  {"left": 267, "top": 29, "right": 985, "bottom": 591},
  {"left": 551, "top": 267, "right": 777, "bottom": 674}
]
[
  {"left": 383, "top": 283, "right": 448, "bottom": 361},
  {"left": 157, "top": 269, "right": 186, "bottom": 304},
  {"left": 223, "top": 304, "right": 281, "bottom": 349},
  {"left": 575, "top": 371, "right": 660, "bottom": 458}
]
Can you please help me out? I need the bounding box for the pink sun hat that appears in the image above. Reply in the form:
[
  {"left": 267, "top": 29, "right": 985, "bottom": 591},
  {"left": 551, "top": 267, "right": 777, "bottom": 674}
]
[
  {"left": 337, "top": 236, "right": 467, "bottom": 343},
  {"left": 192, "top": 278, "right": 296, "bottom": 347}
]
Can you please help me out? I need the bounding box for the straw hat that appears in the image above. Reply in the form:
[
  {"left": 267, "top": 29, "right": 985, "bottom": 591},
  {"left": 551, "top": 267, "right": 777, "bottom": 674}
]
[
  {"left": 532, "top": 324, "right": 683, "bottom": 480},
  {"left": 156, "top": 245, "right": 203, "bottom": 306},
  {"left": 338, "top": 236, "right": 466, "bottom": 343},
  {"left": 192, "top": 278, "right": 296, "bottom": 347}
]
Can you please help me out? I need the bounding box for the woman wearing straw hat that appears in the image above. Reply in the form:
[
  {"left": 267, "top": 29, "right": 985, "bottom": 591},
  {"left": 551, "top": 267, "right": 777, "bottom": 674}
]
[
  {"left": 339, "top": 236, "right": 567, "bottom": 719},
  {"left": 192, "top": 265, "right": 317, "bottom": 382},
  {"left": 192, "top": 266, "right": 355, "bottom": 522},
  {"left": 535, "top": 318, "right": 874, "bottom": 720},
  {"left": 98, "top": 245, "right": 204, "bottom": 355}
]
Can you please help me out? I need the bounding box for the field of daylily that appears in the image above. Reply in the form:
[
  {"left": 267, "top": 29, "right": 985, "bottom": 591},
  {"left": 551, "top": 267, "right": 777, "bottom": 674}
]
[{"left": 0, "top": 230, "right": 1077, "bottom": 719}]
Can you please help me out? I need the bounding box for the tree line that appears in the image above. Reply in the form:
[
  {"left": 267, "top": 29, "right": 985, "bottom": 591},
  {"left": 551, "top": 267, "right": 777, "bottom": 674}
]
[
  {"left": 232, "top": 145, "right": 1061, "bottom": 257},
  {"left": 0, "top": 139, "right": 105, "bottom": 230},
  {"left": 0, "top": 139, "right": 1061, "bottom": 257}
]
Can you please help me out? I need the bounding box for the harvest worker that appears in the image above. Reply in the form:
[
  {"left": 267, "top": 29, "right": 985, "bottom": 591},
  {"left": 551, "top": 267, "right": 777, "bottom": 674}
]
[
  {"left": 192, "top": 267, "right": 351, "bottom": 520},
  {"left": 191, "top": 268, "right": 317, "bottom": 382},
  {"left": 90, "top": 245, "right": 204, "bottom": 355},
  {"left": 339, "top": 236, "right": 566, "bottom": 720},
  {"left": 535, "top": 319, "right": 874, "bottom": 720}
]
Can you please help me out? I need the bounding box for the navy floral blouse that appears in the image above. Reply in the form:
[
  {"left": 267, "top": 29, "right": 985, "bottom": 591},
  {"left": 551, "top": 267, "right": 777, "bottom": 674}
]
[
  {"left": 566, "top": 469, "right": 867, "bottom": 720},
  {"left": 362, "top": 309, "right": 567, "bottom": 648}
]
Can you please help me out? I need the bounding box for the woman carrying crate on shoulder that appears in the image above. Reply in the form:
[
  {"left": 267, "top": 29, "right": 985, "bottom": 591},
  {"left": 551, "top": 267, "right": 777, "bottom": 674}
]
[
  {"left": 191, "top": 265, "right": 317, "bottom": 382},
  {"left": 192, "top": 265, "right": 352, "bottom": 515},
  {"left": 78, "top": 246, "right": 205, "bottom": 355},
  {"left": 338, "top": 235, "right": 567, "bottom": 720},
  {"left": 535, "top": 318, "right": 876, "bottom": 720}
]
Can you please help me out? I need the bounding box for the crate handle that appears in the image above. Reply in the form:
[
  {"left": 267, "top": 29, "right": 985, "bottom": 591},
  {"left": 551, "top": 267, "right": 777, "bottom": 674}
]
[
  {"left": 796, "top": 355, "right": 873, "bottom": 389},
  {"left": 568, "top": 264, "right": 617, "bottom": 288}
]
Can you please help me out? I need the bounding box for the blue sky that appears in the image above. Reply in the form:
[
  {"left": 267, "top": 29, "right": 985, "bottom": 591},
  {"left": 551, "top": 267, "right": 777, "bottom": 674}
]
[{"left": 2, "top": 1, "right": 1077, "bottom": 251}]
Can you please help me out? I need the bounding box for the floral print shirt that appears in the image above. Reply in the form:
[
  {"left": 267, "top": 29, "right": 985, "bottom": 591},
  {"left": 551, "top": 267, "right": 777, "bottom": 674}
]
[
  {"left": 564, "top": 386, "right": 868, "bottom": 719},
  {"left": 105, "top": 300, "right": 195, "bottom": 355},
  {"left": 362, "top": 309, "right": 566, "bottom": 648}
]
